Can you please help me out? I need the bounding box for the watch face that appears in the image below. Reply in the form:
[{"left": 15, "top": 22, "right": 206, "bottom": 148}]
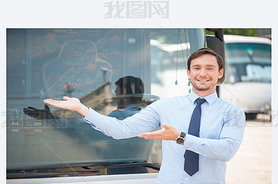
[{"left": 176, "top": 137, "right": 184, "bottom": 144}]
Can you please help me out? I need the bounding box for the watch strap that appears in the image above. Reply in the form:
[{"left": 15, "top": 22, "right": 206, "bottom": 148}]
[{"left": 180, "top": 131, "right": 186, "bottom": 138}]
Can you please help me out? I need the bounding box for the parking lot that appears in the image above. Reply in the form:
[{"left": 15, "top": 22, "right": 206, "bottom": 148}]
[{"left": 226, "top": 114, "right": 271, "bottom": 184}]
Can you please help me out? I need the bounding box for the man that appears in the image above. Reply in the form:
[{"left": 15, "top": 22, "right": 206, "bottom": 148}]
[
  {"left": 44, "top": 48, "right": 245, "bottom": 184},
  {"left": 108, "top": 76, "right": 144, "bottom": 120}
]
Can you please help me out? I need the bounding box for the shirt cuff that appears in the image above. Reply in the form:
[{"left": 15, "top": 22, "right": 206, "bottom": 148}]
[
  {"left": 183, "top": 134, "right": 204, "bottom": 151},
  {"left": 84, "top": 107, "right": 103, "bottom": 128}
]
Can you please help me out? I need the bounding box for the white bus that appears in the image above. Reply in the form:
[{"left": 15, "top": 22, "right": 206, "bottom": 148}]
[{"left": 219, "top": 35, "right": 271, "bottom": 120}]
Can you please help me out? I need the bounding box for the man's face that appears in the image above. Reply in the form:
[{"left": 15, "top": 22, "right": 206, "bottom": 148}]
[{"left": 187, "top": 54, "right": 223, "bottom": 95}]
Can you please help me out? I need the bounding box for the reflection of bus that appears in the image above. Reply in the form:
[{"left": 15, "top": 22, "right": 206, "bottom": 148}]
[
  {"left": 219, "top": 35, "right": 271, "bottom": 119},
  {"left": 7, "top": 28, "right": 224, "bottom": 183}
]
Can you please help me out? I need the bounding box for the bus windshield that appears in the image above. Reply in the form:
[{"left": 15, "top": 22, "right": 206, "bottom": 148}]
[
  {"left": 225, "top": 42, "right": 271, "bottom": 83},
  {"left": 7, "top": 28, "right": 205, "bottom": 178}
]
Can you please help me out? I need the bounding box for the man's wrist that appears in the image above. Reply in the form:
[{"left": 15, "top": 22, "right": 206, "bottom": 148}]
[
  {"left": 176, "top": 131, "right": 186, "bottom": 145},
  {"left": 78, "top": 104, "right": 89, "bottom": 117},
  {"left": 175, "top": 131, "right": 181, "bottom": 140}
]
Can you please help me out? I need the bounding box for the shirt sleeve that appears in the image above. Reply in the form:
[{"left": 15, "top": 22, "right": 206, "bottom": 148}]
[
  {"left": 84, "top": 103, "right": 161, "bottom": 139},
  {"left": 183, "top": 105, "right": 245, "bottom": 161}
]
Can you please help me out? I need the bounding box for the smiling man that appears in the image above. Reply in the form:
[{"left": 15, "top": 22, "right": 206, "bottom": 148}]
[
  {"left": 44, "top": 47, "right": 245, "bottom": 184},
  {"left": 188, "top": 49, "right": 224, "bottom": 94}
]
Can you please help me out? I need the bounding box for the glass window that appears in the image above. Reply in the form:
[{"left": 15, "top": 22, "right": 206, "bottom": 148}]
[
  {"left": 225, "top": 43, "right": 271, "bottom": 83},
  {"left": 7, "top": 28, "right": 205, "bottom": 177}
]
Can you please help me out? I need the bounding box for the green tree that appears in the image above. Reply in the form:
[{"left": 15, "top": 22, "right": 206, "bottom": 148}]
[
  {"left": 224, "top": 28, "right": 258, "bottom": 36},
  {"left": 206, "top": 28, "right": 258, "bottom": 37}
]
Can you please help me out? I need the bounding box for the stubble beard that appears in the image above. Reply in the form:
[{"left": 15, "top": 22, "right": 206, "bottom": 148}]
[{"left": 191, "top": 80, "right": 216, "bottom": 92}]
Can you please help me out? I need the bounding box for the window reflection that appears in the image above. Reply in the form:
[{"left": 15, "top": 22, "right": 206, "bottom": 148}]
[
  {"left": 7, "top": 28, "right": 204, "bottom": 172},
  {"left": 108, "top": 76, "right": 144, "bottom": 120}
]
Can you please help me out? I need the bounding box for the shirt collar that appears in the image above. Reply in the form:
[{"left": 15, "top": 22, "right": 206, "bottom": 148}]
[{"left": 188, "top": 90, "right": 218, "bottom": 105}]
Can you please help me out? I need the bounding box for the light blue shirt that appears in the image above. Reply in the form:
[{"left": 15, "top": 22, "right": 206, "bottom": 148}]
[
  {"left": 108, "top": 104, "right": 141, "bottom": 120},
  {"left": 84, "top": 91, "right": 245, "bottom": 184}
]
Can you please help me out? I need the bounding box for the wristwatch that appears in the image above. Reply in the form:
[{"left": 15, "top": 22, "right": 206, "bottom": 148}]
[{"left": 176, "top": 132, "right": 186, "bottom": 145}]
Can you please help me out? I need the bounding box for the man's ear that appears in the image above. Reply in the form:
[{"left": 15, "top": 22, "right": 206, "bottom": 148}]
[{"left": 218, "top": 68, "right": 224, "bottom": 79}]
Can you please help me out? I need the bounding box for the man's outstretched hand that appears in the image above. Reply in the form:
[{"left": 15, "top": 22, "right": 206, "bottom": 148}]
[
  {"left": 138, "top": 124, "right": 180, "bottom": 141},
  {"left": 43, "top": 96, "right": 89, "bottom": 116},
  {"left": 23, "top": 104, "right": 55, "bottom": 119}
]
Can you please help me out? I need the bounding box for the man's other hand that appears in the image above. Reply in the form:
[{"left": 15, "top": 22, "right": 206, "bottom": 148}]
[{"left": 138, "top": 124, "right": 180, "bottom": 141}]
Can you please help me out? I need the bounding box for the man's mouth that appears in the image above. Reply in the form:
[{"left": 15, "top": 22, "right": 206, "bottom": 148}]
[{"left": 197, "top": 79, "right": 210, "bottom": 82}]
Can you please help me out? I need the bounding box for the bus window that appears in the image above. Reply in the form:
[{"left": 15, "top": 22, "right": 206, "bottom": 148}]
[
  {"left": 225, "top": 42, "right": 271, "bottom": 83},
  {"left": 7, "top": 28, "right": 205, "bottom": 179}
]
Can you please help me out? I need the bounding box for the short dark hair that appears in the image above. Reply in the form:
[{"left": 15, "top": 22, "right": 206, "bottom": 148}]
[
  {"left": 115, "top": 76, "right": 144, "bottom": 102},
  {"left": 187, "top": 47, "right": 224, "bottom": 71}
]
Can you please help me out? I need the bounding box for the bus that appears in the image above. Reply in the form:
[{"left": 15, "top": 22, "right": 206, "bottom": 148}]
[
  {"left": 219, "top": 35, "right": 271, "bottom": 120},
  {"left": 6, "top": 28, "right": 224, "bottom": 183}
]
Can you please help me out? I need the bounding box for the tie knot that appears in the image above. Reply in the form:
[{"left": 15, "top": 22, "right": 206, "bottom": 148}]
[{"left": 195, "top": 98, "right": 206, "bottom": 105}]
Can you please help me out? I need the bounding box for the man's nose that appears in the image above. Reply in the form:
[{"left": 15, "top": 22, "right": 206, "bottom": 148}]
[{"left": 199, "top": 68, "right": 207, "bottom": 76}]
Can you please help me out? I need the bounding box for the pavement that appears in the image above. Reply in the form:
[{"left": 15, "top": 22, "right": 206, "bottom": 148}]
[{"left": 226, "top": 114, "right": 272, "bottom": 184}]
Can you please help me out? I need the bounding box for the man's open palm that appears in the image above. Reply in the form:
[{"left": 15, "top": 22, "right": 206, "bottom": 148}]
[
  {"left": 138, "top": 124, "right": 180, "bottom": 141},
  {"left": 43, "top": 96, "right": 88, "bottom": 116}
]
